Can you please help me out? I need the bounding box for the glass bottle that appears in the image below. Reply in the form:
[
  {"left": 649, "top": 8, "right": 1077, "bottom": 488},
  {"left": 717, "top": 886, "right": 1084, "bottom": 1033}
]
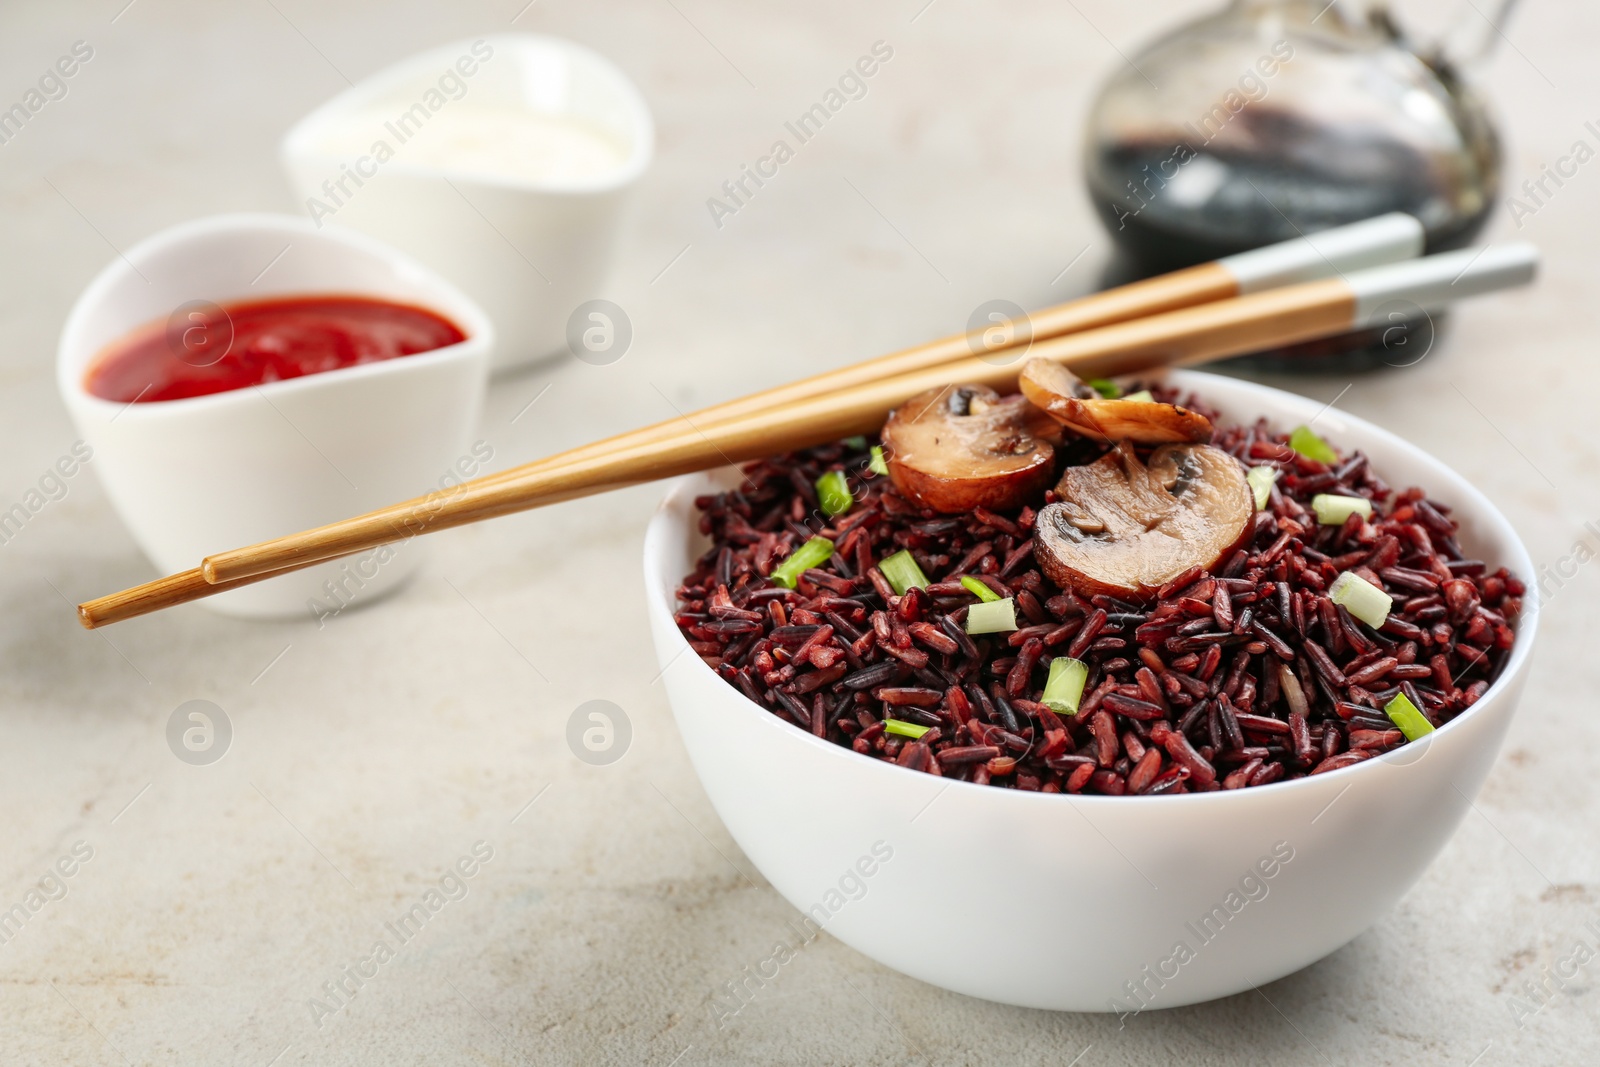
[{"left": 1083, "top": 0, "right": 1509, "bottom": 274}]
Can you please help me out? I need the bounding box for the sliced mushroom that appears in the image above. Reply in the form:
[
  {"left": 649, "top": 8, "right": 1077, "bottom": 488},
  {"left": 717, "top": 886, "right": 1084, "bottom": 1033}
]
[
  {"left": 1035, "top": 441, "right": 1252, "bottom": 599},
  {"left": 1018, "top": 359, "right": 1213, "bottom": 444},
  {"left": 881, "top": 384, "right": 1055, "bottom": 514}
]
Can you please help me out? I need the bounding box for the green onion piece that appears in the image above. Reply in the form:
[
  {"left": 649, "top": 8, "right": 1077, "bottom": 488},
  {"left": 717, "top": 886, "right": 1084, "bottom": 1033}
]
[
  {"left": 884, "top": 719, "right": 932, "bottom": 739},
  {"left": 1042, "top": 656, "right": 1089, "bottom": 715},
  {"left": 1383, "top": 692, "right": 1435, "bottom": 741},
  {"left": 1288, "top": 424, "right": 1339, "bottom": 464},
  {"left": 1121, "top": 389, "right": 1155, "bottom": 404},
  {"left": 879, "top": 549, "right": 930, "bottom": 596},
  {"left": 1329, "top": 570, "right": 1392, "bottom": 629},
  {"left": 1246, "top": 465, "right": 1278, "bottom": 510},
  {"left": 843, "top": 435, "right": 868, "bottom": 451},
  {"left": 966, "top": 597, "right": 1018, "bottom": 635},
  {"left": 960, "top": 575, "right": 1001, "bottom": 602},
  {"left": 869, "top": 445, "right": 889, "bottom": 476},
  {"left": 1088, "top": 378, "right": 1121, "bottom": 399},
  {"left": 770, "top": 536, "right": 835, "bottom": 589},
  {"left": 815, "top": 470, "right": 853, "bottom": 517},
  {"left": 1312, "top": 493, "right": 1373, "bottom": 526}
]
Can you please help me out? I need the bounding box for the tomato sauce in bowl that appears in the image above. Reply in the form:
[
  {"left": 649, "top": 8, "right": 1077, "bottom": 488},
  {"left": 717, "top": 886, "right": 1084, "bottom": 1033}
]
[{"left": 84, "top": 294, "right": 467, "bottom": 403}]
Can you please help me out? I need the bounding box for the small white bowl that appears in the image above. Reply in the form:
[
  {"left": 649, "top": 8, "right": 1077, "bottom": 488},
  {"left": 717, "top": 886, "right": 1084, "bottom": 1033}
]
[
  {"left": 58, "top": 213, "right": 493, "bottom": 619},
  {"left": 280, "top": 34, "right": 654, "bottom": 372},
  {"left": 643, "top": 369, "right": 1537, "bottom": 1012}
]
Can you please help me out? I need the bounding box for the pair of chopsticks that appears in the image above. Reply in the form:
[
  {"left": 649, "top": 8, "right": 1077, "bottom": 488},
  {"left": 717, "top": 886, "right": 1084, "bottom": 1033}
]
[{"left": 78, "top": 214, "right": 1537, "bottom": 628}]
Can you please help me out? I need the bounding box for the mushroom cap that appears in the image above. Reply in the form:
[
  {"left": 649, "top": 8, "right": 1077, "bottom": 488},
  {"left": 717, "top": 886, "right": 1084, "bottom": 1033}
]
[
  {"left": 882, "top": 384, "right": 1056, "bottom": 514},
  {"left": 1035, "top": 441, "right": 1253, "bottom": 600},
  {"left": 1018, "top": 359, "right": 1213, "bottom": 445}
]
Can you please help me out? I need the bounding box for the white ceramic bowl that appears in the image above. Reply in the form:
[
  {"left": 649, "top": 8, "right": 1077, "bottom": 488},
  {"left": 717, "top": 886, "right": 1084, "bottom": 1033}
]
[
  {"left": 643, "top": 369, "right": 1537, "bottom": 1012},
  {"left": 280, "top": 34, "right": 653, "bottom": 371},
  {"left": 58, "top": 213, "right": 493, "bottom": 619}
]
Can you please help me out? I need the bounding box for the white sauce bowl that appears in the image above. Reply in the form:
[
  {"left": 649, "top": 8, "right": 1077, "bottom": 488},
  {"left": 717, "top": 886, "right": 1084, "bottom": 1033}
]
[{"left": 280, "top": 35, "right": 653, "bottom": 371}]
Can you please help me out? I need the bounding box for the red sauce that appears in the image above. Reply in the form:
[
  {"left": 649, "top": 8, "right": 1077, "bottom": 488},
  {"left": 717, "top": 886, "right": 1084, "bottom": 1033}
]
[{"left": 84, "top": 294, "right": 467, "bottom": 403}]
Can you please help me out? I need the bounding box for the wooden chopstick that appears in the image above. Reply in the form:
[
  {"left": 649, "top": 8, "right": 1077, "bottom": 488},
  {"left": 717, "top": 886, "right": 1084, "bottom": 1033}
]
[
  {"left": 75, "top": 556, "right": 335, "bottom": 629},
  {"left": 81, "top": 236, "right": 1535, "bottom": 628},
  {"left": 76, "top": 262, "right": 1237, "bottom": 628},
  {"left": 76, "top": 277, "right": 1357, "bottom": 627}
]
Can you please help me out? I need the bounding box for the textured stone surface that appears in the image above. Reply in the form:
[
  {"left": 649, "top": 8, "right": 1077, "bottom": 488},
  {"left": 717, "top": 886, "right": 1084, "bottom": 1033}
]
[{"left": 0, "top": 0, "right": 1596, "bottom": 1063}]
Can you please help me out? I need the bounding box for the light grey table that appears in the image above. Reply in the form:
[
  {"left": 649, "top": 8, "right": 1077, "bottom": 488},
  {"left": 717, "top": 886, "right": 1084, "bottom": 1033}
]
[{"left": 2, "top": 1, "right": 1595, "bottom": 1063}]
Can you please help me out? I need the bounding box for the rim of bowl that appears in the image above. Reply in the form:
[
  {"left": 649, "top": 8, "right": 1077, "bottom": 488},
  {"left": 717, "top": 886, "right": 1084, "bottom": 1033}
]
[
  {"left": 57, "top": 212, "right": 495, "bottom": 421},
  {"left": 279, "top": 34, "right": 655, "bottom": 197},
  {"left": 643, "top": 368, "right": 1539, "bottom": 809}
]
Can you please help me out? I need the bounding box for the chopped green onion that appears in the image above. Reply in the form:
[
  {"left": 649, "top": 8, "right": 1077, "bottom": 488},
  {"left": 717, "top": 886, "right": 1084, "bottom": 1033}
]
[
  {"left": 1088, "top": 378, "right": 1121, "bottom": 399},
  {"left": 1288, "top": 424, "right": 1338, "bottom": 464},
  {"left": 960, "top": 575, "right": 1001, "bottom": 602},
  {"left": 1247, "top": 465, "right": 1278, "bottom": 510},
  {"left": 815, "top": 470, "right": 853, "bottom": 517},
  {"left": 879, "top": 549, "right": 930, "bottom": 596},
  {"left": 1312, "top": 493, "right": 1373, "bottom": 526},
  {"left": 1121, "top": 389, "right": 1155, "bottom": 404},
  {"left": 770, "top": 536, "right": 834, "bottom": 589},
  {"left": 884, "top": 719, "right": 932, "bottom": 739},
  {"left": 966, "top": 597, "right": 1018, "bottom": 635},
  {"left": 1042, "top": 657, "right": 1089, "bottom": 716},
  {"left": 1328, "top": 570, "right": 1392, "bottom": 629},
  {"left": 1383, "top": 692, "right": 1435, "bottom": 741},
  {"left": 843, "top": 435, "right": 868, "bottom": 451},
  {"left": 869, "top": 445, "right": 889, "bottom": 476}
]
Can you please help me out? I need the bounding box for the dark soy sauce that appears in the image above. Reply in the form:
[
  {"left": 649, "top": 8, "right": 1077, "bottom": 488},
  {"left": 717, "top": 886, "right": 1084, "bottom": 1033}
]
[{"left": 1085, "top": 128, "right": 1492, "bottom": 372}]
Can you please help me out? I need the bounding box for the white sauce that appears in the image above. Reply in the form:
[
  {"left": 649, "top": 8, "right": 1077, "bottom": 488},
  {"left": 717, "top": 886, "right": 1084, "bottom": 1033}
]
[{"left": 310, "top": 102, "right": 630, "bottom": 185}]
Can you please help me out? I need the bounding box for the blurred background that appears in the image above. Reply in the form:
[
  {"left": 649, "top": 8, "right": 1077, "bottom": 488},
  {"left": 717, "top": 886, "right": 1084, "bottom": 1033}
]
[{"left": 2, "top": 1, "right": 1597, "bottom": 1064}]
